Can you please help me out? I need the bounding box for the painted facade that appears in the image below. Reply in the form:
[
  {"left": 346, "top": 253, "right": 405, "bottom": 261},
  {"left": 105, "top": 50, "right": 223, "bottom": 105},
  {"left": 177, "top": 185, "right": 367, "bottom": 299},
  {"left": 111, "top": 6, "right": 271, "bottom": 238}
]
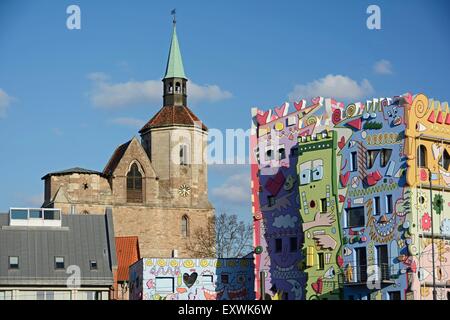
[
  {"left": 251, "top": 98, "right": 351, "bottom": 300},
  {"left": 338, "top": 96, "right": 410, "bottom": 300},
  {"left": 297, "top": 131, "right": 342, "bottom": 299},
  {"left": 405, "top": 94, "right": 450, "bottom": 300},
  {"left": 251, "top": 93, "right": 450, "bottom": 300},
  {"left": 129, "top": 258, "right": 255, "bottom": 300}
]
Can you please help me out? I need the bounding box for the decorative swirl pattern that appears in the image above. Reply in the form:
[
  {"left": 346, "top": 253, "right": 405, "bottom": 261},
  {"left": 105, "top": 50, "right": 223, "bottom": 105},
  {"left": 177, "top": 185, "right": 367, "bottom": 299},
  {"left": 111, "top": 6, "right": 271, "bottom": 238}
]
[
  {"left": 412, "top": 93, "right": 429, "bottom": 119},
  {"left": 306, "top": 116, "right": 317, "bottom": 126},
  {"left": 332, "top": 109, "right": 342, "bottom": 125},
  {"left": 346, "top": 103, "right": 357, "bottom": 117}
]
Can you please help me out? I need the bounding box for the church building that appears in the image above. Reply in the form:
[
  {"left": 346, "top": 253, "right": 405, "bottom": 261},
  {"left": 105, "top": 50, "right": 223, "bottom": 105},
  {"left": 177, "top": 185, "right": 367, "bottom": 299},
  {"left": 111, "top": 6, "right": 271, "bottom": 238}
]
[{"left": 41, "top": 21, "right": 215, "bottom": 258}]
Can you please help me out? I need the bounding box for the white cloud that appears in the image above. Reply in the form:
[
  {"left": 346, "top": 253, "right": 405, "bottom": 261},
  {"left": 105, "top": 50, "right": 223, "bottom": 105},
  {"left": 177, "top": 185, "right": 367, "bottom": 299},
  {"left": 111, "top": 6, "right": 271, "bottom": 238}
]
[
  {"left": 109, "top": 117, "right": 145, "bottom": 128},
  {"left": 211, "top": 173, "right": 250, "bottom": 205},
  {"left": 87, "top": 72, "right": 232, "bottom": 108},
  {"left": 288, "top": 74, "right": 374, "bottom": 102},
  {"left": 373, "top": 59, "right": 393, "bottom": 75},
  {"left": 189, "top": 83, "right": 233, "bottom": 103},
  {"left": 0, "top": 88, "right": 14, "bottom": 118}
]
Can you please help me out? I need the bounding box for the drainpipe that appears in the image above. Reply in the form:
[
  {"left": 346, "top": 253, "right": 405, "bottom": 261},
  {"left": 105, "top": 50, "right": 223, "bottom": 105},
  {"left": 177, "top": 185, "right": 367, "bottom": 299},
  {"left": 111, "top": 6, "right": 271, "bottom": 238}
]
[
  {"left": 428, "top": 168, "right": 437, "bottom": 300},
  {"left": 260, "top": 271, "right": 265, "bottom": 300}
]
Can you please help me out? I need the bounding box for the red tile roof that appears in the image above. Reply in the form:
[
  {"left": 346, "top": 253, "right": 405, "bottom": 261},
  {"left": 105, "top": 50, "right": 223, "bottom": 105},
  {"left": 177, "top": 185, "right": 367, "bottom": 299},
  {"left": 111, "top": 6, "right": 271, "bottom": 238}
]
[
  {"left": 115, "top": 236, "right": 140, "bottom": 282},
  {"left": 103, "top": 140, "right": 131, "bottom": 176},
  {"left": 139, "top": 105, "right": 208, "bottom": 133}
]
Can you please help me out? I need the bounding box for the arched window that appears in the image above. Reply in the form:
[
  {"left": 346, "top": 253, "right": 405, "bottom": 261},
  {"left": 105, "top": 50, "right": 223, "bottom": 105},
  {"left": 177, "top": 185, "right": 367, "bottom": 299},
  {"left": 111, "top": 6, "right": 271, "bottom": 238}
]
[
  {"left": 181, "top": 215, "right": 189, "bottom": 238},
  {"left": 168, "top": 82, "right": 173, "bottom": 93},
  {"left": 417, "top": 145, "right": 427, "bottom": 168},
  {"left": 182, "top": 83, "right": 186, "bottom": 94},
  {"left": 175, "top": 82, "right": 181, "bottom": 93},
  {"left": 127, "top": 163, "right": 143, "bottom": 203}
]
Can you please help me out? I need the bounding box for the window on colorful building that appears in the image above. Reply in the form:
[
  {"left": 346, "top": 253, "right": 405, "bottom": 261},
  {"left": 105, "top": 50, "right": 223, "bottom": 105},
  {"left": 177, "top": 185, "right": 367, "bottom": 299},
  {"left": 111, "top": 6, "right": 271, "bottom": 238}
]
[
  {"left": 417, "top": 145, "right": 427, "bottom": 168},
  {"left": 275, "top": 238, "right": 282, "bottom": 253},
  {"left": 202, "top": 275, "right": 214, "bottom": 284},
  {"left": 317, "top": 252, "right": 325, "bottom": 270},
  {"left": 320, "top": 198, "right": 327, "bottom": 213},
  {"left": 351, "top": 152, "right": 358, "bottom": 172},
  {"left": 367, "top": 149, "right": 380, "bottom": 169},
  {"left": 289, "top": 237, "right": 298, "bottom": 252},
  {"left": 380, "top": 148, "right": 392, "bottom": 167},
  {"left": 266, "top": 148, "right": 274, "bottom": 161},
  {"left": 346, "top": 207, "right": 365, "bottom": 228},
  {"left": 268, "top": 196, "right": 276, "bottom": 207},
  {"left": 278, "top": 147, "right": 286, "bottom": 160},
  {"left": 374, "top": 196, "right": 381, "bottom": 215},
  {"left": 440, "top": 149, "right": 450, "bottom": 170},
  {"left": 155, "top": 277, "right": 175, "bottom": 293},
  {"left": 386, "top": 194, "right": 393, "bottom": 214},
  {"left": 290, "top": 147, "right": 299, "bottom": 157},
  {"left": 388, "top": 291, "right": 401, "bottom": 300},
  {"left": 221, "top": 274, "right": 229, "bottom": 284}
]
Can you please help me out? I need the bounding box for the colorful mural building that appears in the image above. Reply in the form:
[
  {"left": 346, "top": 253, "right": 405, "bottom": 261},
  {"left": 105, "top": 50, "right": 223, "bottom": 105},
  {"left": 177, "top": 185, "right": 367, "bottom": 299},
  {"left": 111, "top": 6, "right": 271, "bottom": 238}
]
[
  {"left": 128, "top": 257, "right": 255, "bottom": 300},
  {"left": 251, "top": 93, "right": 450, "bottom": 300}
]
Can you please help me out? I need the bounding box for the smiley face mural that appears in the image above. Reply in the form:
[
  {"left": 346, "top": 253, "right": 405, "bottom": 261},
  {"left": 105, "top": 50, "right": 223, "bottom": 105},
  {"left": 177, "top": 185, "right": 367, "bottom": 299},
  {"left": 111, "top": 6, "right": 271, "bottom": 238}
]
[
  {"left": 129, "top": 258, "right": 255, "bottom": 300},
  {"left": 251, "top": 98, "right": 350, "bottom": 300},
  {"left": 297, "top": 131, "right": 343, "bottom": 299}
]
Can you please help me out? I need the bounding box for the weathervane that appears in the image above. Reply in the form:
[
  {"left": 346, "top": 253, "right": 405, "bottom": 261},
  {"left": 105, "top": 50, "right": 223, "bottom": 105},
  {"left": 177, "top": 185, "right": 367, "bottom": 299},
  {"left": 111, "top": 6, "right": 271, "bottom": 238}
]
[{"left": 171, "top": 8, "right": 176, "bottom": 25}]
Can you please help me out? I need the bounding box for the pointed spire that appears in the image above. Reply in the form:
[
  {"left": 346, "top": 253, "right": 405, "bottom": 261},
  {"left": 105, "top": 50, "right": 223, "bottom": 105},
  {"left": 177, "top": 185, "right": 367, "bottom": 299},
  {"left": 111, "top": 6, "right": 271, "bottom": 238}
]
[{"left": 164, "top": 18, "right": 186, "bottom": 80}]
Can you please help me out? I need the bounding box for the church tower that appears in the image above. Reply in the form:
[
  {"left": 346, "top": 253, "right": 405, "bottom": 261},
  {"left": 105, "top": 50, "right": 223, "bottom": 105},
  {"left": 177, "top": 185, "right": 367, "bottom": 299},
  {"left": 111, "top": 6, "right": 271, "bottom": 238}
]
[
  {"left": 162, "top": 22, "right": 187, "bottom": 107},
  {"left": 139, "top": 19, "right": 211, "bottom": 209}
]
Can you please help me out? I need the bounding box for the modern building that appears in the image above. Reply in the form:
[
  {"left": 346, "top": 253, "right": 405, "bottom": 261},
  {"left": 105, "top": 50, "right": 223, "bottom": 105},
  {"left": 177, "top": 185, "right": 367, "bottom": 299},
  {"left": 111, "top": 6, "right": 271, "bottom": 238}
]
[
  {"left": 129, "top": 257, "right": 255, "bottom": 300},
  {"left": 0, "top": 208, "right": 117, "bottom": 300},
  {"left": 251, "top": 93, "right": 450, "bottom": 300},
  {"left": 251, "top": 98, "right": 348, "bottom": 300},
  {"left": 39, "top": 19, "right": 214, "bottom": 258}
]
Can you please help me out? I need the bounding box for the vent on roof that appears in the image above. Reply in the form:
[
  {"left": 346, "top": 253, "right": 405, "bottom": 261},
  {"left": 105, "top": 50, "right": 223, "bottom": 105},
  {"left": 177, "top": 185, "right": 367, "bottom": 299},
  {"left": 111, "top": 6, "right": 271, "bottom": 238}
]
[{"left": 9, "top": 208, "right": 62, "bottom": 227}]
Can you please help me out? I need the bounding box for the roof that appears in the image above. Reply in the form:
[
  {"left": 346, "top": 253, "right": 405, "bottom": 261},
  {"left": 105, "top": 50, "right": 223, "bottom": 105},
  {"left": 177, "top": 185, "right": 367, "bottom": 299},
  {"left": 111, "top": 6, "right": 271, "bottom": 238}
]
[
  {"left": 42, "top": 167, "right": 105, "bottom": 180},
  {"left": 115, "top": 236, "right": 140, "bottom": 282},
  {"left": 0, "top": 210, "right": 117, "bottom": 286},
  {"left": 103, "top": 140, "right": 131, "bottom": 176},
  {"left": 164, "top": 24, "right": 186, "bottom": 79},
  {"left": 139, "top": 105, "right": 208, "bottom": 133}
]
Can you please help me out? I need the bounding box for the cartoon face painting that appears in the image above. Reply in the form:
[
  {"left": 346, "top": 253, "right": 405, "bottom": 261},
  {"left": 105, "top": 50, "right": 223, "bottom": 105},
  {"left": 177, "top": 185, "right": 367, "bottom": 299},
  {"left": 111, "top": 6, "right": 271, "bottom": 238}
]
[{"left": 383, "top": 103, "right": 403, "bottom": 127}]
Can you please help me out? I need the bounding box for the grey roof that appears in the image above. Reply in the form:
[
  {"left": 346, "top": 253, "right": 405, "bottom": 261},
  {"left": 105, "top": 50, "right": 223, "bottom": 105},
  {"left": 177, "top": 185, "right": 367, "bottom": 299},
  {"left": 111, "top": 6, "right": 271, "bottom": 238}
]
[
  {"left": 41, "top": 167, "right": 106, "bottom": 180},
  {"left": 0, "top": 211, "right": 117, "bottom": 287}
]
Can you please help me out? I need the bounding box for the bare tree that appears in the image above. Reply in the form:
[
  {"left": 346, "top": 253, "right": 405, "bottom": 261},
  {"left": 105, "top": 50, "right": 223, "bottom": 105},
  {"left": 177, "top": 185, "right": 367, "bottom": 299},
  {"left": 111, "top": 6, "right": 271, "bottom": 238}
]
[{"left": 186, "top": 212, "right": 253, "bottom": 258}]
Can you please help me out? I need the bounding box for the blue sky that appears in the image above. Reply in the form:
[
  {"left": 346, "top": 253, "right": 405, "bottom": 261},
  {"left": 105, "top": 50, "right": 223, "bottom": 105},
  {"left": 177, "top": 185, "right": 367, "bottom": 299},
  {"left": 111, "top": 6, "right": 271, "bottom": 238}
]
[{"left": 0, "top": 0, "right": 449, "bottom": 224}]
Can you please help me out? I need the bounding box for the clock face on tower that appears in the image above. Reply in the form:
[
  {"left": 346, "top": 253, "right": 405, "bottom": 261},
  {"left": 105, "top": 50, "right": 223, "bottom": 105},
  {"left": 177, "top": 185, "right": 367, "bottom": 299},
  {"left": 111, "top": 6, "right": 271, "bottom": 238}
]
[{"left": 178, "top": 184, "right": 191, "bottom": 197}]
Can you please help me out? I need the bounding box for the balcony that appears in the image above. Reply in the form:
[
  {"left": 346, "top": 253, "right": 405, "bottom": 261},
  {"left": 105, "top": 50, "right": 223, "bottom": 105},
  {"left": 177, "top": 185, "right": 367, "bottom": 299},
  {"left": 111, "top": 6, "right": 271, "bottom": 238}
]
[
  {"left": 9, "top": 208, "right": 62, "bottom": 227},
  {"left": 344, "top": 264, "right": 394, "bottom": 286}
]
